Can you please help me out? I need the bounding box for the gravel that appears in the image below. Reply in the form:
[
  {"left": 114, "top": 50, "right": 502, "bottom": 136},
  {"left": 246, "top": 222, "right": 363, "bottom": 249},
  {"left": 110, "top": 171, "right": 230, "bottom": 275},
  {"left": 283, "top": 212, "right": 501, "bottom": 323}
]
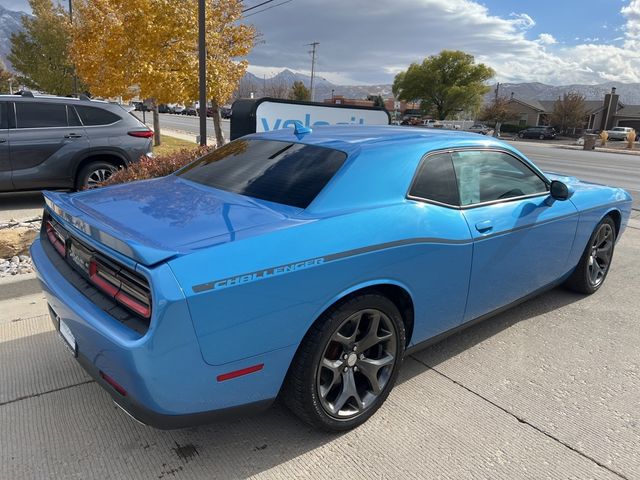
[{"left": 0, "top": 216, "right": 41, "bottom": 278}]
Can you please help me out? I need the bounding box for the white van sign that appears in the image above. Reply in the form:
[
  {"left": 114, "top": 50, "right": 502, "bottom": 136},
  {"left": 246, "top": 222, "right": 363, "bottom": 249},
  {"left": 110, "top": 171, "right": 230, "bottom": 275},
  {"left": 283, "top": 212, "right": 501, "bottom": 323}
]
[{"left": 230, "top": 98, "right": 389, "bottom": 140}]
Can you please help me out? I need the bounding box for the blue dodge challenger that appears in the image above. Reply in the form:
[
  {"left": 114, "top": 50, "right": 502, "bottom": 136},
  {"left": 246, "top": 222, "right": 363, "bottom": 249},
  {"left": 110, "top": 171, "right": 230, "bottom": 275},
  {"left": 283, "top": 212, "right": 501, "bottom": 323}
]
[{"left": 31, "top": 125, "right": 632, "bottom": 431}]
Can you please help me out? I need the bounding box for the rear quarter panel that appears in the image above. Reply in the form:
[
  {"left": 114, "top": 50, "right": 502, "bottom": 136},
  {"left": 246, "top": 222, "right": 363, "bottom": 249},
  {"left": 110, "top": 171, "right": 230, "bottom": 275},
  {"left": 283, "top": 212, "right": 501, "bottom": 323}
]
[{"left": 168, "top": 202, "right": 473, "bottom": 366}]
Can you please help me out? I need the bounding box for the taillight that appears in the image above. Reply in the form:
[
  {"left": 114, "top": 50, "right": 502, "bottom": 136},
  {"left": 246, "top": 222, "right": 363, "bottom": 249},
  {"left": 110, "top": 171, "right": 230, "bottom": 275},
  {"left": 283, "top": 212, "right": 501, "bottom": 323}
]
[
  {"left": 89, "top": 259, "right": 152, "bottom": 319},
  {"left": 127, "top": 130, "right": 154, "bottom": 138},
  {"left": 45, "top": 220, "right": 66, "bottom": 257}
]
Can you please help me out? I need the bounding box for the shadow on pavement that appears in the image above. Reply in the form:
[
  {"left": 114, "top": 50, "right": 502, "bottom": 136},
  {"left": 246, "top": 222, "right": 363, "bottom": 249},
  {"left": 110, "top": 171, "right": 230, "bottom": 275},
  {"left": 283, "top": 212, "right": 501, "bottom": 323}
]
[{"left": 1, "top": 285, "right": 589, "bottom": 478}]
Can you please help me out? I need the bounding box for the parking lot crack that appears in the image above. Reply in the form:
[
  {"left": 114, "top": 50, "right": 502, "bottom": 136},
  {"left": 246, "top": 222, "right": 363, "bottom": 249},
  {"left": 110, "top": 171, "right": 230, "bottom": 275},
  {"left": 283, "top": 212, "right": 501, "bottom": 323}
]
[
  {"left": 0, "top": 380, "right": 95, "bottom": 408},
  {"left": 410, "top": 355, "right": 630, "bottom": 480}
]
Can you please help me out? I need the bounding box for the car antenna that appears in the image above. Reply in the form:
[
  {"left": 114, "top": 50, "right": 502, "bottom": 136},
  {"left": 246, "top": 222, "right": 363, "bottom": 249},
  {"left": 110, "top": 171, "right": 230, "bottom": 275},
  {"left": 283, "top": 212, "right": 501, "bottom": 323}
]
[{"left": 293, "top": 121, "right": 312, "bottom": 139}]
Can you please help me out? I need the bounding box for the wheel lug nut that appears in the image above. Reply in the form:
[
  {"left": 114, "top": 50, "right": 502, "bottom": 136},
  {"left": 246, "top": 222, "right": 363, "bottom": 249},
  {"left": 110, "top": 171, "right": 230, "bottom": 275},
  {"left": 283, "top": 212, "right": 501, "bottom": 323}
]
[
  {"left": 353, "top": 346, "right": 357, "bottom": 351},
  {"left": 343, "top": 354, "right": 348, "bottom": 360},
  {"left": 343, "top": 367, "right": 348, "bottom": 373},
  {"left": 354, "top": 366, "right": 359, "bottom": 372},
  {"left": 359, "top": 354, "right": 364, "bottom": 360}
]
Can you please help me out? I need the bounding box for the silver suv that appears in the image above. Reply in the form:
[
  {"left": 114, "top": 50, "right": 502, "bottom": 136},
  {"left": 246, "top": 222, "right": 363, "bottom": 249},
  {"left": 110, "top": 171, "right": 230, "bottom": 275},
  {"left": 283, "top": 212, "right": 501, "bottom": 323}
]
[{"left": 0, "top": 92, "right": 153, "bottom": 191}]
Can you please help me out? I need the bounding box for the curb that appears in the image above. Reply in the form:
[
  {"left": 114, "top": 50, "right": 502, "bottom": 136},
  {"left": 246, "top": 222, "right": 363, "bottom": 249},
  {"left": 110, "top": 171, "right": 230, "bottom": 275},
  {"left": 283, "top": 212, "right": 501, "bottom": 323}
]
[
  {"left": 0, "top": 272, "right": 41, "bottom": 301},
  {"left": 557, "top": 145, "right": 640, "bottom": 156}
]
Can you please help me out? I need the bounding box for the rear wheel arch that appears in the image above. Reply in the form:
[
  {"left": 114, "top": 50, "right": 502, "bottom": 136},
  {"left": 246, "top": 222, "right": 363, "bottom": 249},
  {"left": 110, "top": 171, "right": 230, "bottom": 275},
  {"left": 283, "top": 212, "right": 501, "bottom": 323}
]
[
  {"left": 74, "top": 153, "right": 127, "bottom": 188},
  {"left": 299, "top": 282, "right": 415, "bottom": 355}
]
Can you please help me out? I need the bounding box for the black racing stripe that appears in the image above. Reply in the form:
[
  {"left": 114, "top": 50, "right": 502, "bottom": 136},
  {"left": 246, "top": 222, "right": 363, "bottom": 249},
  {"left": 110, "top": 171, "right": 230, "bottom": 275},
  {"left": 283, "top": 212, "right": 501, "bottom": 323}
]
[
  {"left": 191, "top": 236, "right": 469, "bottom": 293},
  {"left": 190, "top": 200, "right": 624, "bottom": 294}
]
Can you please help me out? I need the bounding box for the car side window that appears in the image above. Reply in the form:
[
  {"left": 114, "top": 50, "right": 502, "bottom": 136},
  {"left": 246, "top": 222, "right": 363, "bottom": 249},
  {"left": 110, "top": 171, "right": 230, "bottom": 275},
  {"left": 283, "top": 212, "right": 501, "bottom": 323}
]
[
  {"left": 409, "top": 152, "right": 460, "bottom": 206},
  {"left": 0, "top": 102, "right": 6, "bottom": 129},
  {"left": 451, "top": 150, "right": 548, "bottom": 206},
  {"left": 67, "top": 105, "right": 83, "bottom": 127},
  {"left": 15, "top": 102, "right": 68, "bottom": 128},
  {"left": 75, "top": 105, "right": 121, "bottom": 126}
]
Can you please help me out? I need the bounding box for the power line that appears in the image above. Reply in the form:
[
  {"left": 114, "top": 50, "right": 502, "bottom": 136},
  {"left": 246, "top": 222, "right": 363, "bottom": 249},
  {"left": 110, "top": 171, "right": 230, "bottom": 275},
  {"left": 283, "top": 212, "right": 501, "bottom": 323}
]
[
  {"left": 243, "top": 0, "right": 293, "bottom": 18},
  {"left": 242, "top": 0, "right": 279, "bottom": 13}
]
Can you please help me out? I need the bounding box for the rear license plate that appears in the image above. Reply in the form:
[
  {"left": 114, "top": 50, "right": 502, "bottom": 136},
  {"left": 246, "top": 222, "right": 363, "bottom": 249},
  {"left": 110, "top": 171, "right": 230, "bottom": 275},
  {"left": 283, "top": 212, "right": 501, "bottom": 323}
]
[{"left": 57, "top": 315, "right": 77, "bottom": 356}]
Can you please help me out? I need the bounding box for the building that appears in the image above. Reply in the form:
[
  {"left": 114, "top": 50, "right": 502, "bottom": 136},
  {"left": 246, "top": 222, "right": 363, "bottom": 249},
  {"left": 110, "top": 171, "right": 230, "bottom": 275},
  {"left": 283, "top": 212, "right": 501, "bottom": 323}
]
[
  {"left": 324, "top": 96, "right": 420, "bottom": 117},
  {"left": 506, "top": 88, "right": 640, "bottom": 131}
]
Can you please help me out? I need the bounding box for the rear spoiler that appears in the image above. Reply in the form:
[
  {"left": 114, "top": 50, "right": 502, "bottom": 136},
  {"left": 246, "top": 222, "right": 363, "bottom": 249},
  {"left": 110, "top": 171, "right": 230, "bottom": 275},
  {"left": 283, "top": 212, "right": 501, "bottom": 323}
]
[{"left": 43, "top": 191, "right": 179, "bottom": 266}]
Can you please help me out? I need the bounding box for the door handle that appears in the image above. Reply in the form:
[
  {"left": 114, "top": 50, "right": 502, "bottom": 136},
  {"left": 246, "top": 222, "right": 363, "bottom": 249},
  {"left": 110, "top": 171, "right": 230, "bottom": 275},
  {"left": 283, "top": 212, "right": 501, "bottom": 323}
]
[
  {"left": 475, "top": 220, "right": 493, "bottom": 233},
  {"left": 64, "top": 133, "right": 83, "bottom": 139}
]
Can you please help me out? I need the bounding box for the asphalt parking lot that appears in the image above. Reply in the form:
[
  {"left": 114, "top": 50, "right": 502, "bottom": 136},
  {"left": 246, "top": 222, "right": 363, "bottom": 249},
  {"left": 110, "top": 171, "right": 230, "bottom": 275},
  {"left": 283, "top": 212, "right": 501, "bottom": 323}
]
[{"left": 1, "top": 214, "right": 639, "bottom": 479}]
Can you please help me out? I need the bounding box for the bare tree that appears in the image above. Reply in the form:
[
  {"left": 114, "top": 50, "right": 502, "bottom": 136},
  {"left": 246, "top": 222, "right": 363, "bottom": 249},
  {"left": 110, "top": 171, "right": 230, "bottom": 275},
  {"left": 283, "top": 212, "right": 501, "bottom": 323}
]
[
  {"left": 551, "top": 92, "right": 588, "bottom": 134},
  {"left": 264, "top": 78, "right": 289, "bottom": 99},
  {"left": 478, "top": 97, "right": 519, "bottom": 136}
]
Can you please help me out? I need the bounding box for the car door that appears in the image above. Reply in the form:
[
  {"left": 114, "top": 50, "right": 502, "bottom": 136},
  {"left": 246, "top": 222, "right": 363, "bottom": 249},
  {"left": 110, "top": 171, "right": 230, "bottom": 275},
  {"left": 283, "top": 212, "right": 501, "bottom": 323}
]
[
  {"left": 453, "top": 149, "right": 579, "bottom": 322},
  {"left": 405, "top": 151, "right": 473, "bottom": 341},
  {"left": 0, "top": 102, "right": 11, "bottom": 191},
  {"left": 8, "top": 100, "right": 88, "bottom": 190}
]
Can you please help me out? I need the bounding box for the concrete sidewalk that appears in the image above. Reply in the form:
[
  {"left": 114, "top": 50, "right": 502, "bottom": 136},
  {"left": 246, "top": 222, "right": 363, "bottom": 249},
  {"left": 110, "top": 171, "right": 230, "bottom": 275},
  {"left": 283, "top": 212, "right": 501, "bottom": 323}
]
[{"left": 1, "top": 229, "right": 638, "bottom": 479}]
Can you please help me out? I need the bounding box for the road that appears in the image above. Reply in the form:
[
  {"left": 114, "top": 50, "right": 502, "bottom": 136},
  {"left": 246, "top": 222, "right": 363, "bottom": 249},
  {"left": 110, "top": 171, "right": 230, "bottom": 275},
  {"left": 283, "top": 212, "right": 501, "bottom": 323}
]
[
  {"left": 134, "top": 112, "right": 231, "bottom": 141},
  {"left": 2, "top": 220, "right": 639, "bottom": 479},
  {"left": 0, "top": 136, "right": 638, "bottom": 222},
  {"left": 507, "top": 141, "right": 640, "bottom": 209}
]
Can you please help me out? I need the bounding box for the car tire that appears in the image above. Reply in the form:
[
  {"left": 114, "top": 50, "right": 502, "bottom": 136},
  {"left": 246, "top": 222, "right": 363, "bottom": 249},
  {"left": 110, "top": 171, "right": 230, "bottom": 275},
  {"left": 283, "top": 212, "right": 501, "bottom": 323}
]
[
  {"left": 518, "top": 132, "right": 524, "bottom": 138},
  {"left": 564, "top": 216, "right": 616, "bottom": 294},
  {"left": 539, "top": 134, "right": 545, "bottom": 140},
  {"left": 283, "top": 293, "right": 405, "bottom": 431},
  {"left": 76, "top": 161, "right": 118, "bottom": 190}
]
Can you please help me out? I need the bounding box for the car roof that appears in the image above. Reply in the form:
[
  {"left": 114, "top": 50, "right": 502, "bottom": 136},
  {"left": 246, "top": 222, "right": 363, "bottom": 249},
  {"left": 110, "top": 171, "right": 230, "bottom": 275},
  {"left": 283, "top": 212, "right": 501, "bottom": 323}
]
[
  {"left": 247, "top": 125, "right": 544, "bottom": 213},
  {"left": 249, "top": 125, "right": 509, "bottom": 157},
  {"left": 0, "top": 94, "right": 109, "bottom": 104}
]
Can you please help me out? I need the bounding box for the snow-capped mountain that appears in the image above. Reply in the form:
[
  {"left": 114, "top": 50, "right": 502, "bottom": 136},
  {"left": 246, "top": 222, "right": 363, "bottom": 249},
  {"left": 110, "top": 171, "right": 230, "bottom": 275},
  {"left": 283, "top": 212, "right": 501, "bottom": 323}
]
[{"left": 0, "top": 5, "right": 27, "bottom": 71}]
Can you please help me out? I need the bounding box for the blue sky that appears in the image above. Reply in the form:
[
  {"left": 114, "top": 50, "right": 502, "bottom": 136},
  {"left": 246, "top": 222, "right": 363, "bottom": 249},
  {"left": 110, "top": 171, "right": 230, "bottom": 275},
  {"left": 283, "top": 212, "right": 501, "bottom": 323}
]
[
  {"left": 480, "top": 1, "right": 626, "bottom": 45},
  {"left": 4, "top": 0, "right": 640, "bottom": 85}
]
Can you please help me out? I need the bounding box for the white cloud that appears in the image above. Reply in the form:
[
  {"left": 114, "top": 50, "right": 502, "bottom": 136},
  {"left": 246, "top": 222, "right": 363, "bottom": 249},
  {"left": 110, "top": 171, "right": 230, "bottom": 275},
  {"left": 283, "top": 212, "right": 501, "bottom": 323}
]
[
  {"left": 509, "top": 12, "right": 536, "bottom": 30},
  {"left": 246, "top": 0, "right": 640, "bottom": 85},
  {"left": 621, "top": 0, "right": 640, "bottom": 48},
  {"left": 538, "top": 33, "right": 558, "bottom": 45}
]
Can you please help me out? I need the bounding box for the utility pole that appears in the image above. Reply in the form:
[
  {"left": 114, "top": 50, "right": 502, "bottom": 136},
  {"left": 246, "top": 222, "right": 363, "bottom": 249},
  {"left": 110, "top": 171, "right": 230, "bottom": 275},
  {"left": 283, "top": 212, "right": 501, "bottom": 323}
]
[
  {"left": 306, "top": 42, "right": 319, "bottom": 102},
  {"left": 68, "top": 0, "right": 78, "bottom": 96},
  {"left": 198, "top": 0, "right": 207, "bottom": 146}
]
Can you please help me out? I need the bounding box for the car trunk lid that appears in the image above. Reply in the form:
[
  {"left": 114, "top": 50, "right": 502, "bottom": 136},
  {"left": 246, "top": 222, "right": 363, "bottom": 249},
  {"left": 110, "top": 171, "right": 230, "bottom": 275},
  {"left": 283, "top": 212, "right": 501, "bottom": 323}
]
[{"left": 43, "top": 176, "right": 301, "bottom": 266}]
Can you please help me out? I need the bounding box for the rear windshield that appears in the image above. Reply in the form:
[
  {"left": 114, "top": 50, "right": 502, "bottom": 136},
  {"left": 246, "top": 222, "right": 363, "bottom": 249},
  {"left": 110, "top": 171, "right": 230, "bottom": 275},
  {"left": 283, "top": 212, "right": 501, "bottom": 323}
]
[{"left": 177, "top": 139, "right": 347, "bottom": 209}]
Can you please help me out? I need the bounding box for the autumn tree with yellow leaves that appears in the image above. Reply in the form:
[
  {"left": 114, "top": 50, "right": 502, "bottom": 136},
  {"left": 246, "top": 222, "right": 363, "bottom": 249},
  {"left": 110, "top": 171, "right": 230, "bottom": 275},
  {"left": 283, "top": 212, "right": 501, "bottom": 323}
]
[{"left": 70, "top": 0, "right": 255, "bottom": 146}]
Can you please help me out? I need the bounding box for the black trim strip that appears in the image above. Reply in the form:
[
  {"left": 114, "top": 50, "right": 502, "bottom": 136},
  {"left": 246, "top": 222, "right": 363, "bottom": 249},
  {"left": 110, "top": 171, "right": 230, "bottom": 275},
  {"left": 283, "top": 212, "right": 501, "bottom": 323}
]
[
  {"left": 192, "top": 236, "right": 470, "bottom": 293},
  {"left": 191, "top": 202, "right": 625, "bottom": 294}
]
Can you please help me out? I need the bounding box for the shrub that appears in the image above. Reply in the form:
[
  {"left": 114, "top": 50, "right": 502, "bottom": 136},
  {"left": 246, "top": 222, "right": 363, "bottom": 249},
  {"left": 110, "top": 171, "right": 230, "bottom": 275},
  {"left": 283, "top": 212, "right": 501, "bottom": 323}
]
[{"left": 102, "top": 146, "right": 213, "bottom": 187}]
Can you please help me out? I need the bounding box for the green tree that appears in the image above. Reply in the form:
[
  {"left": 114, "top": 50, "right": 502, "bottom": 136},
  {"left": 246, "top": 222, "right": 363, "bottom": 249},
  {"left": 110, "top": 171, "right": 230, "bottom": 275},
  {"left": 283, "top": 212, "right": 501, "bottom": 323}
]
[
  {"left": 550, "top": 92, "right": 588, "bottom": 134},
  {"left": 289, "top": 81, "right": 311, "bottom": 101},
  {"left": 367, "top": 94, "right": 385, "bottom": 108},
  {"left": 393, "top": 50, "right": 494, "bottom": 120},
  {"left": 478, "top": 97, "right": 519, "bottom": 136},
  {"left": 8, "top": 0, "right": 77, "bottom": 95}
]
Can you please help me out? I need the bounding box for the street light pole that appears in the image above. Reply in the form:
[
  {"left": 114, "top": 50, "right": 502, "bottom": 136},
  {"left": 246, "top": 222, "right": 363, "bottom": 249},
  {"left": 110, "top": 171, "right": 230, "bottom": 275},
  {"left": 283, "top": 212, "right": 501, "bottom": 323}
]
[{"left": 198, "top": 0, "right": 207, "bottom": 146}]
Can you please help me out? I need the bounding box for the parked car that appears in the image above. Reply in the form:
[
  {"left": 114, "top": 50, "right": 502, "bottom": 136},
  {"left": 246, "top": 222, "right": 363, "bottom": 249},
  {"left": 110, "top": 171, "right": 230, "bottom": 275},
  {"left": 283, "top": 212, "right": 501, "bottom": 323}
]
[
  {"left": 0, "top": 92, "right": 153, "bottom": 192},
  {"left": 220, "top": 106, "right": 232, "bottom": 119},
  {"left": 606, "top": 126, "right": 635, "bottom": 141},
  {"left": 32, "top": 125, "right": 632, "bottom": 431},
  {"left": 182, "top": 106, "right": 197, "bottom": 116},
  {"left": 421, "top": 119, "right": 442, "bottom": 128},
  {"left": 518, "top": 126, "right": 557, "bottom": 140},
  {"left": 172, "top": 104, "right": 185, "bottom": 114},
  {"left": 158, "top": 104, "right": 173, "bottom": 114},
  {"left": 468, "top": 124, "right": 490, "bottom": 135}
]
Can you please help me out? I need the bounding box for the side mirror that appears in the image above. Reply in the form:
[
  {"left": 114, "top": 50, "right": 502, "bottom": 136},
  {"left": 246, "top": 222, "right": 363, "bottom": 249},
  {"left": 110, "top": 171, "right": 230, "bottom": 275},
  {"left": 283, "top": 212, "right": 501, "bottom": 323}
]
[{"left": 550, "top": 180, "right": 571, "bottom": 201}]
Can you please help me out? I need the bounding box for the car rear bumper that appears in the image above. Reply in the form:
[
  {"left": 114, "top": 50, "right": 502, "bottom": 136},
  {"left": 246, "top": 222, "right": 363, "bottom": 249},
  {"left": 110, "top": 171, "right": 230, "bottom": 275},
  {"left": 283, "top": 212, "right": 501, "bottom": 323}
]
[{"left": 31, "top": 237, "right": 284, "bottom": 428}]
